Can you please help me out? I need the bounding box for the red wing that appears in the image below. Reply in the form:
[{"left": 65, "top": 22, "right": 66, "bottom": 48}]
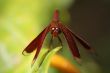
[
  {"left": 71, "top": 33, "right": 91, "bottom": 50},
  {"left": 22, "top": 26, "right": 50, "bottom": 66},
  {"left": 59, "top": 23, "right": 91, "bottom": 50},
  {"left": 59, "top": 23, "right": 80, "bottom": 58}
]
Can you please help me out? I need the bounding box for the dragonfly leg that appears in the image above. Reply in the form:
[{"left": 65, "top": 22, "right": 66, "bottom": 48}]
[
  {"left": 49, "top": 36, "right": 54, "bottom": 49},
  {"left": 58, "top": 36, "right": 63, "bottom": 47}
]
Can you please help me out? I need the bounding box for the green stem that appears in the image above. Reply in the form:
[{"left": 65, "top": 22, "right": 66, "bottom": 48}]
[{"left": 31, "top": 46, "right": 62, "bottom": 73}]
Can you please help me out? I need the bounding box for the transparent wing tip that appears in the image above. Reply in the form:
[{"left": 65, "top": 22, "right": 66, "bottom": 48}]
[
  {"left": 22, "top": 50, "right": 30, "bottom": 56},
  {"left": 31, "top": 59, "right": 35, "bottom": 67},
  {"left": 74, "top": 57, "right": 82, "bottom": 64}
]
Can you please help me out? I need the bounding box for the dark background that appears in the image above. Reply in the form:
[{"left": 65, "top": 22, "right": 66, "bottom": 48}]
[{"left": 69, "top": 0, "right": 110, "bottom": 73}]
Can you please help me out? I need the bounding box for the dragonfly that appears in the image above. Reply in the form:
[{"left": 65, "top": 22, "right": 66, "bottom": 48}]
[{"left": 22, "top": 9, "right": 94, "bottom": 66}]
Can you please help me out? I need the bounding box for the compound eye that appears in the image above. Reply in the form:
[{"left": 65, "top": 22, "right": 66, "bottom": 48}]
[
  {"left": 51, "top": 27, "right": 55, "bottom": 30},
  {"left": 56, "top": 27, "right": 58, "bottom": 30}
]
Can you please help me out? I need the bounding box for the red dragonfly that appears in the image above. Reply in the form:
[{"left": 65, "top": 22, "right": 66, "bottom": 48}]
[{"left": 22, "top": 9, "right": 93, "bottom": 66}]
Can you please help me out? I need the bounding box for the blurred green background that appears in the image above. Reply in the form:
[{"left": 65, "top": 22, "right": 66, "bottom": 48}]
[{"left": 0, "top": 0, "right": 109, "bottom": 73}]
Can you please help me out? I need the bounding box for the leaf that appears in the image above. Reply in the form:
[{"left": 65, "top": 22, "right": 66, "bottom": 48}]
[
  {"left": 31, "top": 48, "right": 48, "bottom": 73},
  {"left": 31, "top": 46, "right": 62, "bottom": 73}
]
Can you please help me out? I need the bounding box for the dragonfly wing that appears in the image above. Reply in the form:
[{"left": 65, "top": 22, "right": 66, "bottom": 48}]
[
  {"left": 22, "top": 26, "right": 50, "bottom": 65},
  {"left": 67, "top": 28, "right": 96, "bottom": 54},
  {"left": 72, "top": 33, "right": 91, "bottom": 50},
  {"left": 72, "top": 33, "right": 96, "bottom": 55},
  {"left": 59, "top": 23, "right": 80, "bottom": 58},
  {"left": 59, "top": 23, "right": 92, "bottom": 50}
]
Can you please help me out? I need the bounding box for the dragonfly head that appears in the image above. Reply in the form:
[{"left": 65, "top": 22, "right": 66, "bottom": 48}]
[{"left": 51, "top": 27, "right": 61, "bottom": 37}]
